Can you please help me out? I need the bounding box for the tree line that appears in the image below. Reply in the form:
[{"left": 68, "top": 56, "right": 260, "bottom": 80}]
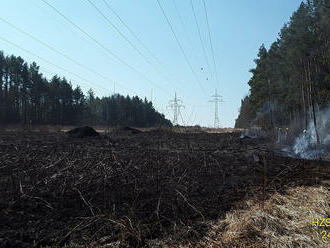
[
  {"left": 0, "top": 51, "right": 171, "bottom": 127},
  {"left": 235, "top": 0, "right": 330, "bottom": 131}
]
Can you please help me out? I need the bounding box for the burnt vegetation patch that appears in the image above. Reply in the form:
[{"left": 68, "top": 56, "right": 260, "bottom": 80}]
[{"left": 1, "top": 131, "right": 330, "bottom": 247}]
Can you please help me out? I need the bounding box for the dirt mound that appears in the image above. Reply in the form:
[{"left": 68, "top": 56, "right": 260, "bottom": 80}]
[{"left": 66, "top": 126, "right": 99, "bottom": 138}]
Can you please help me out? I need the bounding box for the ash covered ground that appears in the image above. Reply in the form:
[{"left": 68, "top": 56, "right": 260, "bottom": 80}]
[{"left": 1, "top": 129, "right": 330, "bottom": 247}]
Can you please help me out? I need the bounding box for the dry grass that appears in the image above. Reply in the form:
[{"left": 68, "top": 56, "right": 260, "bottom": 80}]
[
  {"left": 0, "top": 124, "right": 244, "bottom": 134},
  {"left": 203, "top": 127, "right": 244, "bottom": 133},
  {"left": 64, "top": 185, "right": 330, "bottom": 247},
  {"left": 174, "top": 185, "right": 330, "bottom": 248}
]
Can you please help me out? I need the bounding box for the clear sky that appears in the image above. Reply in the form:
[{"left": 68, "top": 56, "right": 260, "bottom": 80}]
[{"left": 0, "top": 0, "right": 303, "bottom": 127}]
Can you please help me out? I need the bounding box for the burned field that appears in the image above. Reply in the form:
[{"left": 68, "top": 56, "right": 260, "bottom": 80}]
[{"left": 1, "top": 129, "right": 330, "bottom": 247}]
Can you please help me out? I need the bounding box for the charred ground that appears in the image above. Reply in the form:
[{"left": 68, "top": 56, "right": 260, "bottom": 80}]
[{"left": 1, "top": 129, "right": 330, "bottom": 247}]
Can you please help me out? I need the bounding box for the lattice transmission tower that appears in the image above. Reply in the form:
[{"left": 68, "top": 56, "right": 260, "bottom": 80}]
[
  {"left": 209, "top": 89, "right": 223, "bottom": 128},
  {"left": 168, "top": 92, "right": 184, "bottom": 125}
]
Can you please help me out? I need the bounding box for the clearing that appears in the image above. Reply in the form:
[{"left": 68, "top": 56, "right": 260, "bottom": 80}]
[{"left": 1, "top": 129, "right": 330, "bottom": 247}]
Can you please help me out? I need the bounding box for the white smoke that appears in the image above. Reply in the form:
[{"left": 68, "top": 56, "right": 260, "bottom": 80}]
[{"left": 293, "top": 107, "right": 330, "bottom": 159}]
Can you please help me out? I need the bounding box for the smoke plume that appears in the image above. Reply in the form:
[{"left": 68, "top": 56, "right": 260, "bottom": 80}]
[{"left": 293, "top": 106, "right": 330, "bottom": 159}]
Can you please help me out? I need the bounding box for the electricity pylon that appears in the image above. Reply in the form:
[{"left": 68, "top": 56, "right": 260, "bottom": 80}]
[
  {"left": 209, "top": 89, "right": 223, "bottom": 128},
  {"left": 168, "top": 92, "right": 184, "bottom": 125}
]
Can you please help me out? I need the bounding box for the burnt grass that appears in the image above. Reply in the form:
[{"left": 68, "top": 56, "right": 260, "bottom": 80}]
[{"left": 1, "top": 129, "right": 330, "bottom": 247}]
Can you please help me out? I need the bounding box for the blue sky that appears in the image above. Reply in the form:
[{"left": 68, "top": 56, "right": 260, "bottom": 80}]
[{"left": 0, "top": 0, "right": 303, "bottom": 127}]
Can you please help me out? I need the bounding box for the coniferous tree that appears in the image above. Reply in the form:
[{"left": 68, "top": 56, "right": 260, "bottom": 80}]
[
  {"left": 0, "top": 52, "right": 171, "bottom": 127},
  {"left": 236, "top": 0, "right": 330, "bottom": 130}
]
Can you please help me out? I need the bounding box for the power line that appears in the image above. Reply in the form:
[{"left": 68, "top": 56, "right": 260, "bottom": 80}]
[
  {"left": 165, "top": 0, "right": 203, "bottom": 92},
  {"left": 98, "top": 1, "right": 189, "bottom": 96},
  {"left": 0, "top": 36, "right": 110, "bottom": 93},
  {"left": 0, "top": 16, "right": 136, "bottom": 95},
  {"left": 102, "top": 0, "right": 154, "bottom": 58},
  {"left": 88, "top": 0, "right": 183, "bottom": 93},
  {"left": 156, "top": 0, "right": 207, "bottom": 96},
  {"left": 172, "top": 0, "right": 206, "bottom": 86},
  {"left": 38, "top": 65, "right": 103, "bottom": 94},
  {"left": 0, "top": 35, "right": 126, "bottom": 95},
  {"left": 40, "top": 0, "right": 170, "bottom": 95},
  {"left": 38, "top": 65, "right": 104, "bottom": 96},
  {"left": 103, "top": 0, "right": 189, "bottom": 94},
  {"left": 171, "top": 0, "right": 194, "bottom": 52},
  {"left": 202, "top": 0, "right": 219, "bottom": 87},
  {"left": 190, "top": 0, "right": 212, "bottom": 80},
  {"left": 102, "top": 1, "right": 171, "bottom": 77}
]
